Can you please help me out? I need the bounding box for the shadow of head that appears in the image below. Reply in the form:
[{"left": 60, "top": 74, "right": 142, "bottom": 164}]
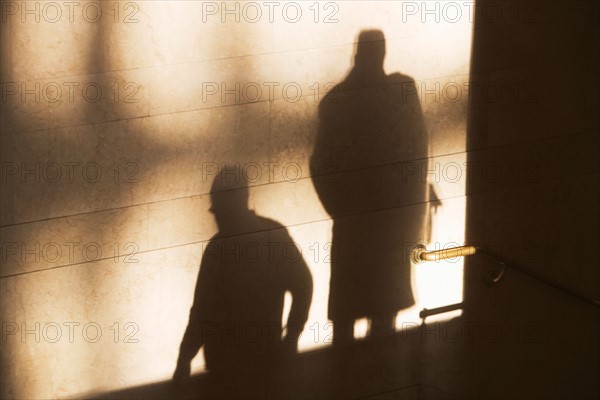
[
  {"left": 208, "top": 167, "right": 250, "bottom": 231},
  {"left": 353, "top": 29, "right": 386, "bottom": 72}
]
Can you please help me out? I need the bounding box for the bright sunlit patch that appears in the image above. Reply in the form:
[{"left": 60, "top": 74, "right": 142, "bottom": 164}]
[
  {"left": 406, "top": 154, "right": 468, "bottom": 327},
  {"left": 423, "top": 309, "right": 463, "bottom": 324},
  {"left": 353, "top": 317, "right": 370, "bottom": 340},
  {"left": 282, "top": 290, "right": 292, "bottom": 332}
]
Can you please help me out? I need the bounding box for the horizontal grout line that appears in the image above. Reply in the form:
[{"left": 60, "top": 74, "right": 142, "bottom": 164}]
[
  {"left": 1, "top": 194, "right": 459, "bottom": 278},
  {"left": 358, "top": 383, "right": 422, "bottom": 400},
  {"left": 6, "top": 21, "right": 489, "bottom": 83},
  {"left": 4, "top": 70, "right": 474, "bottom": 135},
  {"left": 6, "top": 13, "right": 572, "bottom": 89},
  {"left": 4, "top": 53, "right": 578, "bottom": 135},
  {"left": 1, "top": 169, "right": 597, "bottom": 280},
  {"left": 1, "top": 128, "right": 595, "bottom": 229},
  {"left": 12, "top": 3, "right": 575, "bottom": 85}
]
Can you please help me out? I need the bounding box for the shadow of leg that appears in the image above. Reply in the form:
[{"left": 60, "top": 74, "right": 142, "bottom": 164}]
[
  {"left": 370, "top": 313, "right": 396, "bottom": 339},
  {"left": 333, "top": 319, "right": 354, "bottom": 346}
]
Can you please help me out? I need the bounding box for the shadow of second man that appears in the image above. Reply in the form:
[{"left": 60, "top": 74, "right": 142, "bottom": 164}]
[{"left": 174, "top": 169, "right": 313, "bottom": 398}]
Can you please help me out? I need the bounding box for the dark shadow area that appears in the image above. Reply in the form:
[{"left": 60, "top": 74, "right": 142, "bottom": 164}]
[
  {"left": 310, "top": 30, "right": 430, "bottom": 343},
  {"left": 93, "top": 320, "right": 463, "bottom": 400},
  {"left": 171, "top": 169, "right": 313, "bottom": 399},
  {"left": 462, "top": 0, "right": 600, "bottom": 398}
]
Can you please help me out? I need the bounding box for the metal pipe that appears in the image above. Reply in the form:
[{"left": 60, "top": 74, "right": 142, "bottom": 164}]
[
  {"left": 412, "top": 244, "right": 600, "bottom": 308},
  {"left": 419, "top": 302, "right": 464, "bottom": 319},
  {"left": 412, "top": 244, "right": 478, "bottom": 263}
]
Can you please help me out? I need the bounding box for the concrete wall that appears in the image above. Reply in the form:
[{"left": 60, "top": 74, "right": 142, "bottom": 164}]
[{"left": 1, "top": 1, "right": 475, "bottom": 398}]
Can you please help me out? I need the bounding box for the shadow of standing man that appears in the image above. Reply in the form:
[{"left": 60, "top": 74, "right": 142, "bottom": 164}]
[{"left": 310, "top": 30, "right": 430, "bottom": 345}]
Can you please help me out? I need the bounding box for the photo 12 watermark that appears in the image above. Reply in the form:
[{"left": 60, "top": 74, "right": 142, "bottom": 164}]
[
  {"left": 400, "top": 160, "right": 541, "bottom": 185},
  {"left": 1, "top": 1, "right": 140, "bottom": 23},
  {"left": 1, "top": 241, "right": 140, "bottom": 264},
  {"left": 201, "top": 81, "right": 337, "bottom": 105},
  {"left": 201, "top": 161, "right": 332, "bottom": 184},
  {"left": 403, "top": 240, "right": 543, "bottom": 265},
  {"left": 2, "top": 321, "right": 140, "bottom": 343},
  {"left": 399, "top": 1, "right": 542, "bottom": 25},
  {"left": 1, "top": 81, "right": 140, "bottom": 104},
  {"left": 199, "top": 1, "right": 340, "bottom": 24},
  {"left": 199, "top": 240, "right": 336, "bottom": 265},
  {"left": 403, "top": 80, "right": 540, "bottom": 105},
  {"left": 1, "top": 162, "right": 139, "bottom": 184}
]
